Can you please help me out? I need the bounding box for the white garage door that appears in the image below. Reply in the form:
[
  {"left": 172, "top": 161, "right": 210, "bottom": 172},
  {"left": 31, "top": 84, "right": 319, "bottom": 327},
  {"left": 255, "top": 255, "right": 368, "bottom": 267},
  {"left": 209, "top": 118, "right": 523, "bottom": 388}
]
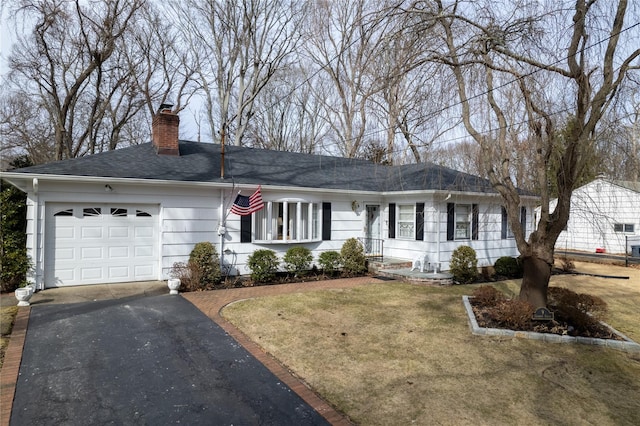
[{"left": 45, "top": 203, "right": 159, "bottom": 287}]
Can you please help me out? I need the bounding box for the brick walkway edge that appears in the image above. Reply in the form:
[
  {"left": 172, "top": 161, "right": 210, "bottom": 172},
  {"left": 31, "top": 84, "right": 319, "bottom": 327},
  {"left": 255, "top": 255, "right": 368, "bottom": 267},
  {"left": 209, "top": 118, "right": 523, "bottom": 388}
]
[{"left": 0, "top": 306, "right": 30, "bottom": 426}]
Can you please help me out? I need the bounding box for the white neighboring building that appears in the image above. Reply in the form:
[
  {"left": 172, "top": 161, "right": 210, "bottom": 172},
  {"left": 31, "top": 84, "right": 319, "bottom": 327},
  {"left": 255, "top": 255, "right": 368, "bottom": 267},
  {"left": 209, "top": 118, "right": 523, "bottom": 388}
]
[{"left": 547, "top": 178, "right": 640, "bottom": 254}]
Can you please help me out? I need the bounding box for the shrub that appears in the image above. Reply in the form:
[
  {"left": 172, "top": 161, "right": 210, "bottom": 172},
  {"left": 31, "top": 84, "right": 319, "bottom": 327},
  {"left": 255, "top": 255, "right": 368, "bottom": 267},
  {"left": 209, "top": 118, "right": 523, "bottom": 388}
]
[
  {"left": 247, "top": 249, "right": 279, "bottom": 283},
  {"left": 494, "top": 256, "right": 523, "bottom": 278},
  {"left": 169, "top": 261, "right": 202, "bottom": 292},
  {"left": 472, "top": 285, "right": 505, "bottom": 307},
  {"left": 340, "top": 238, "right": 367, "bottom": 275},
  {"left": 490, "top": 299, "right": 535, "bottom": 329},
  {"left": 548, "top": 286, "right": 609, "bottom": 327},
  {"left": 558, "top": 256, "right": 576, "bottom": 272},
  {"left": 576, "top": 293, "right": 608, "bottom": 321},
  {"left": 449, "top": 246, "right": 478, "bottom": 284},
  {"left": 1, "top": 166, "right": 31, "bottom": 293},
  {"left": 318, "top": 251, "right": 342, "bottom": 275},
  {"left": 189, "top": 242, "right": 221, "bottom": 288},
  {"left": 283, "top": 246, "right": 313, "bottom": 276}
]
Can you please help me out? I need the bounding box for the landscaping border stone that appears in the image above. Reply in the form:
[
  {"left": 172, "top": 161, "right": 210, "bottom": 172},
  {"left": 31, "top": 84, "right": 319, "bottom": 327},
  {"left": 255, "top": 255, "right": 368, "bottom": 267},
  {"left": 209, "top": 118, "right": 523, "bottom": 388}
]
[{"left": 462, "top": 296, "right": 640, "bottom": 353}]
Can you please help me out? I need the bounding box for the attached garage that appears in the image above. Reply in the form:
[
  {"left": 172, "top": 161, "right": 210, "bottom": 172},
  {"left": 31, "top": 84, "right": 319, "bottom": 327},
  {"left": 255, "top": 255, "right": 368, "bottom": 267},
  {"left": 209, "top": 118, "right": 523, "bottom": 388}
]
[{"left": 45, "top": 203, "right": 159, "bottom": 287}]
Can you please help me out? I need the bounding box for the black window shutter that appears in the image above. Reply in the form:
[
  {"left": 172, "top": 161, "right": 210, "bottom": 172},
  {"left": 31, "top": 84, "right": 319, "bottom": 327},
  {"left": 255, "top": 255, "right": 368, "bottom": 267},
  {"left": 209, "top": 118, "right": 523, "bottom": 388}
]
[
  {"left": 520, "top": 206, "right": 527, "bottom": 233},
  {"left": 446, "top": 203, "right": 455, "bottom": 241},
  {"left": 415, "top": 203, "right": 424, "bottom": 241},
  {"left": 472, "top": 204, "right": 479, "bottom": 240},
  {"left": 322, "top": 202, "right": 332, "bottom": 240},
  {"left": 501, "top": 206, "right": 508, "bottom": 239},
  {"left": 388, "top": 203, "right": 396, "bottom": 239},
  {"left": 240, "top": 214, "right": 252, "bottom": 243}
]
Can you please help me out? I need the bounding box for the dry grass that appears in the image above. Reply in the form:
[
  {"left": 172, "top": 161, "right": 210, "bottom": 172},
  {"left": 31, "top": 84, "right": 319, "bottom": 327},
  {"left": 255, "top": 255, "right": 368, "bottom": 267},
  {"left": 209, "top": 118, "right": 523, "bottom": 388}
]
[
  {"left": 222, "top": 262, "right": 640, "bottom": 425},
  {"left": 0, "top": 305, "right": 18, "bottom": 370}
]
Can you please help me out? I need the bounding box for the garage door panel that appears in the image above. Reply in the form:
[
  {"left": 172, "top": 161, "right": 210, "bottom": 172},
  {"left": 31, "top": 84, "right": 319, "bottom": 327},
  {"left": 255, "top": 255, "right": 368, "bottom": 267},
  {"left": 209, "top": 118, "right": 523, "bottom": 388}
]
[
  {"left": 108, "top": 226, "right": 129, "bottom": 238},
  {"left": 134, "top": 246, "right": 153, "bottom": 257},
  {"left": 134, "top": 265, "right": 153, "bottom": 278},
  {"left": 56, "top": 268, "right": 75, "bottom": 282},
  {"left": 57, "top": 226, "right": 75, "bottom": 239},
  {"left": 134, "top": 226, "right": 153, "bottom": 238},
  {"left": 109, "top": 266, "right": 130, "bottom": 279},
  {"left": 109, "top": 246, "right": 129, "bottom": 258},
  {"left": 81, "top": 247, "right": 103, "bottom": 259},
  {"left": 56, "top": 247, "right": 75, "bottom": 260},
  {"left": 81, "top": 267, "right": 104, "bottom": 280},
  {"left": 81, "top": 226, "right": 103, "bottom": 239},
  {"left": 46, "top": 203, "right": 159, "bottom": 287}
]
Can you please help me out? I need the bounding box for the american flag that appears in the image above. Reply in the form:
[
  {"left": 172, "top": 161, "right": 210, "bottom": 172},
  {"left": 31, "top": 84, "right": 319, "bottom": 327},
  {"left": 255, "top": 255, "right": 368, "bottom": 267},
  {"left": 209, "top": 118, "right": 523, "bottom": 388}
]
[{"left": 230, "top": 186, "right": 264, "bottom": 216}]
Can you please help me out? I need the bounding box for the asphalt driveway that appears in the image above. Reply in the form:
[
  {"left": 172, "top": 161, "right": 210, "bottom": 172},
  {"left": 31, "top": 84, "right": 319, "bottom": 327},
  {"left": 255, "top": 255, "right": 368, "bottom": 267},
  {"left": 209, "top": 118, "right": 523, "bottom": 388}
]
[{"left": 11, "top": 293, "right": 329, "bottom": 425}]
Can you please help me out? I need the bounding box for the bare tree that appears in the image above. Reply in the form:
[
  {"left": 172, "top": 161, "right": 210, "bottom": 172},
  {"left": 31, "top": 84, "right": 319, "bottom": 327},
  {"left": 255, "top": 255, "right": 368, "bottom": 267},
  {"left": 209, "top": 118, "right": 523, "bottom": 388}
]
[
  {"left": 243, "top": 65, "right": 328, "bottom": 153},
  {"left": 412, "top": 0, "right": 640, "bottom": 307},
  {"left": 168, "top": 0, "right": 302, "bottom": 146},
  {"left": 304, "top": 0, "right": 384, "bottom": 158},
  {"left": 3, "top": 0, "right": 146, "bottom": 161},
  {"left": 368, "top": 6, "right": 460, "bottom": 164}
]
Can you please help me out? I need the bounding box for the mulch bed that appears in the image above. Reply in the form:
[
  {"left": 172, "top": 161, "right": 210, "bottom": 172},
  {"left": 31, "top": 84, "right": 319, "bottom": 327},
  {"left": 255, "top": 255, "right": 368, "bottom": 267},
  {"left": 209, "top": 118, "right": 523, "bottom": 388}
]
[{"left": 469, "top": 298, "right": 625, "bottom": 341}]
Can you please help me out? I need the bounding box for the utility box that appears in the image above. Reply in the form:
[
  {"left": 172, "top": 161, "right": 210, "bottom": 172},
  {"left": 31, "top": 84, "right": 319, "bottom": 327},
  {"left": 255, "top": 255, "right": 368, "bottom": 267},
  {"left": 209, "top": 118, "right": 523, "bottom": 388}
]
[{"left": 632, "top": 245, "right": 640, "bottom": 258}]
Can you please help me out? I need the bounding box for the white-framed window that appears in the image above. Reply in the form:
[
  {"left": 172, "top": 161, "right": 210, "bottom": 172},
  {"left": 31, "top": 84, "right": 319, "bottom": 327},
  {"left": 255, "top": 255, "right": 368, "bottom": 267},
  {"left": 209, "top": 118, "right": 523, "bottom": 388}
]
[
  {"left": 397, "top": 204, "right": 415, "bottom": 239},
  {"left": 254, "top": 201, "right": 320, "bottom": 242},
  {"left": 455, "top": 204, "right": 471, "bottom": 239},
  {"left": 614, "top": 223, "right": 635, "bottom": 233}
]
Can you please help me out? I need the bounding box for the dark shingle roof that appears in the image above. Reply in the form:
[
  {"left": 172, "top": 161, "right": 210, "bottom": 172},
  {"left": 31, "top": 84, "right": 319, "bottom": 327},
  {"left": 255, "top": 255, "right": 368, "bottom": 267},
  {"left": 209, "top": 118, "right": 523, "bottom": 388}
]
[{"left": 12, "top": 141, "right": 501, "bottom": 194}]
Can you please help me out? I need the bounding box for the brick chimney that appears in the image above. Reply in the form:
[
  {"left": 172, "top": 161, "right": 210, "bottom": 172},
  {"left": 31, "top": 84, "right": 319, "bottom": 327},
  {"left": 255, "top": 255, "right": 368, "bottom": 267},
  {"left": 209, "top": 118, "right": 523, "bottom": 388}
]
[{"left": 152, "top": 103, "right": 180, "bottom": 155}]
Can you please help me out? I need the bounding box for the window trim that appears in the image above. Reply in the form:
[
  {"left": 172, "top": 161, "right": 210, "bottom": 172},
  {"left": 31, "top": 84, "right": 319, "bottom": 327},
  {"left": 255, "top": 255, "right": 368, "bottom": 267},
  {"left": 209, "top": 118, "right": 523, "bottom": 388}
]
[
  {"left": 396, "top": 204, "right": 415, "bottom": 240},
  {"left": 614, "top": 223, "right": 635, "bottom": 233},
  {"left": 454, "top": 204, "right": 471, "bottom": 240},
  {"left": 252, "top": 200, "right": 321, "bottom": 244}
]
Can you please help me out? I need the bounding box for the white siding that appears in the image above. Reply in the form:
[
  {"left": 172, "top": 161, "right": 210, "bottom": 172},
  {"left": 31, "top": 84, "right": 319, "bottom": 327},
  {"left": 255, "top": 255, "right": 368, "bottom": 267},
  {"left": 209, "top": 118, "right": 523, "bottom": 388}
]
[
  {"left": 383, "top": 196, "right": 533, "bottom": 271},
  {"left": 22, "top": 176, "right": 539, "bottom": 285},
  {"left": 550, "top": 179, "right": 640, "bottom": 254}
]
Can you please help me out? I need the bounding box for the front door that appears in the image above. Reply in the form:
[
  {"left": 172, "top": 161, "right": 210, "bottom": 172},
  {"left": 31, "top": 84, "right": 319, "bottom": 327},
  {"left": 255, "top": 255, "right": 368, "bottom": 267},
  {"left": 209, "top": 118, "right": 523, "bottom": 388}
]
[{"left": 365, "top": 205, "right": 381, "bottom": 256}]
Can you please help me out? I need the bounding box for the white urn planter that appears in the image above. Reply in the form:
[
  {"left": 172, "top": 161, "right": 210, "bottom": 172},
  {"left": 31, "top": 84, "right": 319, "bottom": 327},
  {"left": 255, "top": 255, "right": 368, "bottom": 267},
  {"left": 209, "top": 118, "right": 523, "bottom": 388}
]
[
  {"left": 15, "top": 287, "right": 33, "bottom": 306},
  {"left": 167, "top": 278, "right": 180, "bottom": 295}
]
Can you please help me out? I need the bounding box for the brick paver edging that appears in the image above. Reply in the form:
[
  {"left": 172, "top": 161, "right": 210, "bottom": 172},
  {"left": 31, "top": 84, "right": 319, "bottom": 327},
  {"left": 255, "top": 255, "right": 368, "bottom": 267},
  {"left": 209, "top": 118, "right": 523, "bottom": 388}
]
[
  {"left": 0, "top": 306, "right": 30, "bottom": 426},
  {"left": 462, "top": 296, "right": 640, "bottom": 353},
  {"left": 183, "top": 276, "right": 386, "bottom": 426}
]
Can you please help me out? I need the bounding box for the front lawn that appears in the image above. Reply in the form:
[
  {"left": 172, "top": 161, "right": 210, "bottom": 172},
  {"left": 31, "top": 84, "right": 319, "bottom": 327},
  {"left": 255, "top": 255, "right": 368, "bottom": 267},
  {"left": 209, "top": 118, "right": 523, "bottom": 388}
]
[{"left": 222, "top": 262, "right": 640, "bottom": 425}]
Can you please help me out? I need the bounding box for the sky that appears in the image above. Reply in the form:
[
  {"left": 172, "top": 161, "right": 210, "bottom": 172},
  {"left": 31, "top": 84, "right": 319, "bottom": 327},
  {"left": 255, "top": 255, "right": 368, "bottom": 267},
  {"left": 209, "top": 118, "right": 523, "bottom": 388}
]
[{"left": 0, "top": 5, "right": 12, "bottom": 78}]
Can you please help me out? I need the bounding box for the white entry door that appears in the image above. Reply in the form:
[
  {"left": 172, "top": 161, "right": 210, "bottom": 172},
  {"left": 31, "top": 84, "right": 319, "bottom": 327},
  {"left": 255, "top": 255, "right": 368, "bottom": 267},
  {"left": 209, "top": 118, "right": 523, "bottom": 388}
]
[{"left": 45, "top": 203, "right": 159, "bottom": 287}]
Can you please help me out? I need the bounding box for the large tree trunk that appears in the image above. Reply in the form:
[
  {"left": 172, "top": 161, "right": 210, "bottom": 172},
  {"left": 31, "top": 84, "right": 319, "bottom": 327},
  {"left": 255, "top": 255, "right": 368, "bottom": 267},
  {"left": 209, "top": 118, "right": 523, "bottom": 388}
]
[{"left": 518, "top": 255, "right": 552, "bottom": 308}]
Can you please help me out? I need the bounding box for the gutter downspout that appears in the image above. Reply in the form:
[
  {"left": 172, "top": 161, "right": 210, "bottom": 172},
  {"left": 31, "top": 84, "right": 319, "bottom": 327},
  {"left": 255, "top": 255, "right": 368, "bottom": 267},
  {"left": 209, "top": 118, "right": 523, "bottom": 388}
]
[{"left": 32, "top": 178, "right": 40, "bottom": 290}]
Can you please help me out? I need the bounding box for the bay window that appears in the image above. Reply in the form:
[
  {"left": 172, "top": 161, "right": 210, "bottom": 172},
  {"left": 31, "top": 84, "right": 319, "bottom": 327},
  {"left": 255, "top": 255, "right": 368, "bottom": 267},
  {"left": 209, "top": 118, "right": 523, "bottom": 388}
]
[{"left": 253, "top": 201, "right": 320, "bottom": 242}]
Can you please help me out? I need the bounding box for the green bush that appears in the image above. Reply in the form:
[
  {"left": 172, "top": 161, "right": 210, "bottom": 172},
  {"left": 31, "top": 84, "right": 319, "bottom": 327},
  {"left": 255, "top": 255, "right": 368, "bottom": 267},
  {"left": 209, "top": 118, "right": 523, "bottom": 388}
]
[
  {"left": 187, "top": 242, "right": 221, "bottom": 289},
  {"left": 494, "top": 256, "right": 523, "bottom": 278},
  {"left": 283, "top": 246, "right": 313, "bottom": 276},
  {"left": 318, "top": 251, "right": 342, "bottom": 275},
  {"left": 449, "top": 245, "right": 478, "bottom": 284},
  {"left": 340, "top": 238, "right": 367, "bottom": 275},
  {"left": 1, "top": 164, "right": 31, "bottom": 293},
  {"left": 247, "top": 249, "right": 279, "bottom": 283}
]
